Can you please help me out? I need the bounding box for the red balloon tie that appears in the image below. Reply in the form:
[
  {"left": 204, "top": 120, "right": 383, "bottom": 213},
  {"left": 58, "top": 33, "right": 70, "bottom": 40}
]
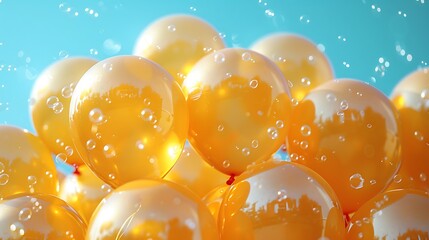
[
  {"left": 73, "top": 164, "right": 81, "bottom": 176},
  {"left": 226, "top": 175, "right": 235, "bottom": 185}
]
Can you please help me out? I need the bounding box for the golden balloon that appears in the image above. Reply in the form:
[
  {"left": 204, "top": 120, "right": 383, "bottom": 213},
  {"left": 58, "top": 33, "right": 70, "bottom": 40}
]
[
  {"left": 30, "top": 57, "right": 98, "bottom": 167},
  {"left": 87, "top": 179, "right": 219, "bottom": 239},
  {"left": 134, "top": 14, "right": 226, "bottom": 85},
  {"left": 182, "top": 48, "right": 292, "bottom": 177},
  {"left": 0, "top": 125, "right": 58, "bottom": 199},
  {"left": 251, "top": 33, "right": 334, "bottom": 102},
  {"left": 0, "top": 193, "right": 86, "bottom": 239},
  {"left": 69, "top": 55, "right": 189, "bottom": 188}
]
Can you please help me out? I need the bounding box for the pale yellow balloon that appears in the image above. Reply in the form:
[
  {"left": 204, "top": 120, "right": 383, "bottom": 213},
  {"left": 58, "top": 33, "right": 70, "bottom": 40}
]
[
  {"left": 30, "top": 57, "right": 98, "bottom": 166},
  {"left": 59, "top": 165, "right": 113, "bottom": 223},
  {"left": 251, "top": 33, "right": 334, "bottom": 102},
  {"left": 134, "top": 14, "right": 226, "bottom": 85},
  {"left": 87, "top": 179, "right": 219, "bottom": 240},
  {"left": 0, "top": 193, "right": 86, "bottom": 239},
  {"left": 0, "top": 125, "right": 59, "bottom": 200}
]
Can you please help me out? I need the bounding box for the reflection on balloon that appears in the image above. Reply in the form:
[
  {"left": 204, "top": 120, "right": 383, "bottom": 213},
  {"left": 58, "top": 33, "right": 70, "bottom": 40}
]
[
  {"left": 87, "top": 179, "right": 218, "bottom": 239},
  {"left": 251, "top": 33, "right": 334, "bottom": 102},
  {"left": 69, "top": 55, "right": 188, "bottom": 188},
  {"left": 0, "top": 125, "right": 58, "bottom": 199},
  {"left": 182, "top": 48, "right": 292, "bottom": 177},
  {"left": 388, "top": 67, "right": 429, "bottom": 192},
  {"left": 347, "top": 189, "right": 429, "bottom": 239},
  {"left": 287, "top": 79, "right": 401, "bottom": 214},
  {"left": 164, "top": 143, "right": 228, "bottom": 198},
  {"left": 134, "top": 14, "right": 226, "bottom": 85},
  {"left": 59, "top": 165, "right": 113, "bottom": 223},
  {"left": 0, "top": 193, "right": 86, "bottom": 239},
  {"left": 30, "top": 57, "right": 98, "bottom": 167},
  {"left": 218, "top": 160, "right": 345, "bottom": 239}
]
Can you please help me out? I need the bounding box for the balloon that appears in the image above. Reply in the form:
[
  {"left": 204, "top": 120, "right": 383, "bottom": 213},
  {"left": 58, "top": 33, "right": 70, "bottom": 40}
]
[
  {"left": 346, "top": 189, "right": 429, "bottom": 239},
  {"left": 218, "top": 160, "right": 345, "bottom": 240},
  {"left": 286, "top": 79, "right": 401, "bottom": 214},
  {"left": 87, "top": 179, "right": 218, "bottom": 240},
  {"left": 251, "top": 33, "right": 334, "bottom": 102},
  {"left": 181, "top": 48, "right": 292, "bottom": 177},
  {"left": 0, "top": 193, "right": 86, "bottom": 239},
  {"left": 164, "top": 143, "right": 228, "bottom": 198},
  {"left": 203, "top": 185, "right": 229, "bottom": 224},
  {"left": 134, "top": 14, "right": 226, "bottom": 85},
  {"left": 388, "top": 67, "right": 429, "bottom": 191},
  {"left": 59, "top": 165, "right": 113, "bottom": 223},
  {"left": 0, "top": 125, "right": 58, "bottom": 199},
  {"left": 30, "top": 57, "right": 98, "bottom": 167},
  {"left": 69, "top": 55, "right": 188, "bottom": 188}
]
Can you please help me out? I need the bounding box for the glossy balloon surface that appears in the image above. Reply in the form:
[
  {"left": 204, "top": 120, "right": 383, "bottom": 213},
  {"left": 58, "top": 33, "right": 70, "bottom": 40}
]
[
  {"left": 287, "top": 79, "right": 401, "bottom": 213},
  {"left": 203, "top": 185, "right": 229, "bottom": 224},
  {"left": 30, "top": 57, "right": 97, "bottom": 166},
  {"left": 134, "top": 14, "right": 225, "bottom": 85},
  {"left": 251, "top": 33, "right": 333, "bottom": 102},
  {"left": 347, "top": 189, "right": 429, "bottom": 239},
  {"left": 218, "top": 161, "right": 345, "bottom": 240},
  {"left": 69, "top": 55, "right": 188, "bottom": 188},
  {"left": 0, "top": 193, "right": 86, "bottom": 239},
  {"left": 388, "top": 68, "right": 429, "bottom": 191},
  {"left": 87, "top": 179, "right": 218, "bottom": 240},
  {"left": 0, "top": 125, "right": 58, "bottom": 199},
  {"left": 182, "top": 48, "right": 292, "bottom": 177}
]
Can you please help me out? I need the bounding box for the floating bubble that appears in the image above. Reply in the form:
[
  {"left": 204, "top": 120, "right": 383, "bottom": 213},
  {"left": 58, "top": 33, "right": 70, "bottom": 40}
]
[
  {"left": 300, "top": 125, "right": 312, "bottom": 136},
  {"left": 136, "top": 140, "right": 145, "bottom": 150},
  {"left": 276, "top": 120, "right": 284, "bottom": 128},
  {"left": 300, "top": 141, "right": 308, "bottom": 150},
  {"left": 249, "top": 79, "right": 259, "bottom": 88},
  {"left": 55, "top": 153, "right": 68, "bottom": 163},
  {"left": 52, "top": 102, "right": 64, "bottom": 114},
  {"left": 299, "top": 15, "right": 310, "bottom": 24},
  {"left": 350, "top": 173, "right": 365, "bottom": 189},
  {"left": 61, "top": 85, "right": 73, "bottom": 98},
  {"left": 340, "top": 100, "right": 349, "bottom": 110},
  {"left": 251, "top": 140, "right": 259, "bottom": 148},
  {"left": 267, "top": 127, "right": 279, "bottom": 139},
  {"left": 46, "top": 96, "right": 59, "bottom": 108},
  {"left": 18, "top": 208, "right": 32, "bottom": 221},
  {"left": 140, "top": 108, "right": 156, "bottom": 124},
  {"left": 0, "top": 173, "right": 9, "bottom": 185},
  {"left": 300, "top": 77, "right": 311, "bottom": 86},
  {"left": 86, "top": 139, "right": 96, "bottom": 150},
  {"left": 222, "top": 160, "right": 230, "bottom": 168},
  {"left": 103, "top": 39, "right": 122, "bottom": 55},
  {"left": 213, "top": 52, "right": 226, "bottom": 63},
  {"left": 103, "top": 144, "right": 116, "bottom": 158},
  {"left": 27, "top": 175, "right": 37, "bottom": 185},
  {"left": 217, "top": 124, "right": 224, "bottom": 132},
  {"left": 89, "top": 108, "right": 105, "bottom": 124},
  {"left": 242, "top": 148, "right": 250, "bottom": 156},
  {"left": 65, "top": 146, "right": 73, "bottom": 156}
]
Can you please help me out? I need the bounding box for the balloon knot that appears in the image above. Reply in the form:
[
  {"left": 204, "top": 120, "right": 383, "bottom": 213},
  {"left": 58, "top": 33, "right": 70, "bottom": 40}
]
[
  {"left": 344, "top": 213, "right": 351, "bottom": 228},
  {"left": 226, "top": 175, "right": 235, "bottom": 185},
  {"left": 73, "top": 164, "right": 81, "bottom": 176}
]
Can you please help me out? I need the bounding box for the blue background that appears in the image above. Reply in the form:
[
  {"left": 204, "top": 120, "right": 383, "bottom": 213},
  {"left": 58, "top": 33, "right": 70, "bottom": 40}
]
[{"left": 1, "top": 0, "right": 428, "bottom": 132}]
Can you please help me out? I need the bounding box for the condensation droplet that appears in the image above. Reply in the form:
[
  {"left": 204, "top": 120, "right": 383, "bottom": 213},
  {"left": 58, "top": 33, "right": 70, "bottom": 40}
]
[
  {"left": 251, "top": 140, "right": 259, "bottom": 148},
  {"left": 108, "top": 173, "right": 116, "bottom": 180},
  {"left": 55, "top": 153, "right": 68, "bottom": 163},
  {"left": 370, "top": 179, "right": 377, "bottom": 185},
  {"left": 46, "top": 96, "right": 59, "bottom": 108},
  {"left": 103, "top": 145, "right": 116, "bottom": 158},
  {"left": 267, "top": 127, "right": 279, "bottom": 140},
  {"left": 358, "top": 232, "right": 363, "bottom": 239},
  {"left": 0, "top": 173, "right": 9, "bottom": 185},
  {"left": 101, "top": 184, "right": 112, "bottom": 193},
  {"left": 340, "top": 100, "right": 349, "bottom": 110},
  {"left": 89, "top": 108, "right": 105, "bottom": 124},
  {"left": 18, "top": 208, "right": 32, "bottom": 221},
  {"left": 249, "top": 79, "right": 258, "bottom": 88},
  {"left": 9, "top": 222, "right": 25, "bottom": 237},
  {"left": 350, "top": 173, "right": 365, "bottom": 189},
  {"left": 300, "top": 125, "right": 312, "bottom": 136},
  {"left": 222, "top": 160, "right": 230, "bottom": 168},
  {"left": 242, "top": 148, "right": 250, "bottom": 156},
  {"left": 86, "top": 139, "right": 96, "bottom": 150},
  {"left": 102, "top": 63, "right": 113, "bottom": 71},
  {"left": 276, "top": 120, "right": 284, "bottom": 128},
  {"left": 339, "top": 135, "right": 345, "bottom": 142},
  {"left": 320, "top": 155, "right": 327, "bottom": 162},
  {"left": 214, "top": 53, "right": 225, "bottom": 63}
]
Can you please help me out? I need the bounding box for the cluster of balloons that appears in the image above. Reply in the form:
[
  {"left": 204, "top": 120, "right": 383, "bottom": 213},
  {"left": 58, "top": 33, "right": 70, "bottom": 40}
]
[{"left": 0, "top": 14, "right": 428, "bottom": 239}]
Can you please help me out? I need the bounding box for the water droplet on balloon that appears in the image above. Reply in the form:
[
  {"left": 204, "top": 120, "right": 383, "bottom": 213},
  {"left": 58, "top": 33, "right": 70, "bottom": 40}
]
[
  {"left": 103, "top": 145, "right": 116, "bottom": 158},
  {"left": 300, "top": 77, "right": 311, "bottom": 86},
  {"left": 350, "top": 173, "right": 364, "bottom": 189},
  {"left": 65, "top": 146, "right": 73, "bottom": 156},
  {"left": 326, "top": 93, "right": 337, "bottom": 102},
  {"left": 340, "top": 100, "right": 349, "bottom": 110},
  {"left": 61, "top": 85, "right": 73, "bottom": 98},
  {"left": 251, "top": 140, "right": 259, "bottom": 148},
  {"left": 108, "top": 173, "right": 116, "bottom": 180},
  {"left": 214, "top": 53, "right": 225, "bottom": 63},
  {"left": 420, "top": 173, "right": 427, "bottom": 182},
  {"left": 52, "top": 102, "right": 64, "bottom": 114},
  {"left": 241, "top": 52, "right": 252, "bottom": 61},
  {"left": 339, "top": 135, "right": 345, "bottom": 142},
  {"left": 300, "top": 141, "right": 308, "bottom": 150},
  {"left": 267, "top": 127, "right": 279, "bottom": 139},
  {"left": 140, "top": 108, "right": 157, "bottom": 124},
  {"left": 222, "top": 160, "right": 230, "bottom": 168},
  {"left": 414, "top": 131, "right": 424, "bottom": 141},
  {"left": 242, "top": 148, "right": 250, "bottom": 156},
  {"left": 217, "top": 124, "right": 224, "bottom": 132},
  {"left": 89, "top": 108, "right": 105, "bottom": 124},
  {"left": 0, "top": 162, "right": 5, "bottom": 174},
  {"left": 167, "top": 25, "right": 176, "bottom": 32},
  {"left": 136, "top": 140, "right": 144, "bottom": 150},
  {"left": 249, "top": 79, "right": 258, "bottom": 88},
  {"left": 9, "top": 222, "right": 25, "bottom": 237},
  {"left": 27, "top": 176, "right": 37, "bottom": 185},
  {"left": 277, "top": 189, "right": 287, "bottom": 201},
  {"left": 55, "top": 153, "right": 68, "bottom": 163},
  {"left": 300, "top": 125, "right": 312, "bottom": 136},
  {"left": 101, "top": 184, "right": 112, "bottom": 193},
  {"left": 18, "top": 208, "right": 32, "bottom": 221},
  {"left": 0, "top": 173, "right": 9, "bottom": 185},
  {"left": 46, "top": 96, "right": 59, "bottom": 108},
  {"left": 86, "top": 139, "right": 96, "bottom": 150},
  {"left": 393, "top": 174, "right": 402, "bottom": 183},
  {"left": 370, "top": 179, "right": 377, "bottom": 185}
]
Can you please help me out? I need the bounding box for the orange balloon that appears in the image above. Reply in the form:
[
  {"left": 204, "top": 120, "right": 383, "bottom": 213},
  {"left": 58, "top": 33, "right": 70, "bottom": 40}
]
[
  {"left": 346, "top": 189, "right": 429, "bottom": 239},
  {"left": 134, "top": 14, "right": 226, "bottom": 85},
  {"left": 203, "top": 185, "right": 229, "bottom": 224},
  {"left": 287, "top": 79, "right": 401, "bottom": 214},
  {"left": 251, "top": 33, "right": 334, "bottom": 102},
  {"left": 69, "top": 55, "right": 189, "bottom": 188},
  {"left": 182, "top": 48, "right": 292, "bottom": 177},
  {"left": 218, "top": 160, "right": 345, "bottom": 240},
  {"left": 59, "top": 165, "right": 113, "bottom": 223},
  {"left": 87, "top": 179, "right": 218, "bottom": 239},
  {"left": 0, "top": 125, "right": 59, "bottom": 199},
  {"left": 30, "top": 57, "right": 97, "bottom": 166},
  {"left": 0, "top": 193, "right": 86, "bottom": 239},
  {"left": 164, "top": 143, "right": 228, "bottom": 198},
  {"left": 388, "top": 67, "right": 429, "bottom": 191}
]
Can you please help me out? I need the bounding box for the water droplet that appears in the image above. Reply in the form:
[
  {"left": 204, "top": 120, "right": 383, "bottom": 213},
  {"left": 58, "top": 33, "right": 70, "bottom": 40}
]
[
  {"left": 267, "top": 127, "right": 279, "bottom": 140},
  {"left": 9, "top": 222, "right": 25, "bottom": 237},
  {"left": 18, "top": 208, "right": 32, "bottom": 221},
  {"left": 58, "top": 50, "right": 69, "bottom": 59},
  {"left": 265, "top": 9, "right": 275, "bottom": 17},
  {"left": 249, "top": 79, "right": 258, "bottom": 88},
  {"left": 0, "top": 162, "right": 5, "bottom": 174},
  {"left": 89, "top": 48, "right": 99, "bottom": 55},
  {"left": 108, "top": 173, "right": 116, "bottom": 180},
  {"left": 102, "top": 63, "right": 113, "bottom": 71},
  {"left": 367, "top": 124, "right": 372, "bottom": 128},
  {"left": 358, "top": 232, "right": 363, "bottom": 239},
  {"left": 217, "top": 124, "right": 225, "bottom": 132},
  {"left": 326, "top": 93, "right": 337, "bottom": 102},
  {"left": 299, "top": 15, "right": 310, "bottom": 24},
  {"left": 287, "top": 80, "right": 293, "bottom": 88},
  {"left": 300, "top": 125, "right": 312, "bottom": 136},
  {"left": 214, "top": 53, "right": 225, "bottom": 63},
  {"left": 300, "top": 77, "right": 311, "bottom": 86},
  {"left": 406, "top": 54, "right": 413, "bottom": 62},
  {"left": 242, "top": 148, "right": 250, "bottom": 156},
  {"left": 27, "top": 176, "right": 37, "bottom": 185},
  {"left": 61, "top": 85, "right": 73, "bottom": 98},
  {"left": 222, "top": 160, "right": 230, "bottom": 168},
  {"left": 276, "top": 120, "right": 284, "bottom": 128},
  {"left": 393, "top": 174, "right": 402, "bottom": 183},
  {"left": 291, "top": 98, "right": 299, "bottom": 106},
  {"left": 370, "top": 179, "right": 377, "bottom": 185},
  {"left": 101, "top": 184, "right": 112, "bottom": 193},
  {"left": 340, "top": 100, "right": 349, "bottom": 110},
  {"left": 103, "top": 145, "right": 116, "bottom": 158},
  {"left": 136, "top": 140, "right": 144, "bottom": 150},
  {"left": 55, "top": 153, "right": 68, "bottom": 163},
  {"left": 86, "top": 139, "right": 96, "bottom": 150},
  {"left": 350, "top": 173, "right": 365, "bottom": 189},
  {"left": 363, "top": 217, "right": 370, "bottom": 224},
  {"left": 0, "top": 173, "right": 9, "bottom": 185},
  {"left": 420, "top": 173, "right": 427, "bottom": 182},
  {"left": 421, "top": 89, "right": 429, "bottom": 99},
  {"left": 300, "top": 141, "right": 308, "bottom": 150},
  {"left": 320, "top": 155, "right": 327, "bottom": 162},
  {"left": 140, "top": 108, "right": 157, "bottom": 124},
  {"left": 103, "top": 39, "right": 122, "bottom": 55},
  {"left": 277, "top": 189, "right": 287, "bottom": 201},
  {"left": 52, "top": 102, "right": 64, "bottom": 114},
  {"left": 414, "top": 131, "right": 424, "bottom": 141},
  {"left": 241, "top": 52, "right": 252, "bottom": 61},
  {"left": 65, "top": 146, "right": 73, "bottom": 156},
  {"left": 339, "top": 135, "right": 345, "bottom": 142},
  {"left": 89, "top": 108, "right": 105, "bottom": 124},
  {"left": 167, "top": 25, "right": 176, "bottom": 32},
  {"left": 251, "top": 140, "right": 259, "bottom": 148},
  {"left": 46, "top": 96, "right": 59, "bottom": 108}
]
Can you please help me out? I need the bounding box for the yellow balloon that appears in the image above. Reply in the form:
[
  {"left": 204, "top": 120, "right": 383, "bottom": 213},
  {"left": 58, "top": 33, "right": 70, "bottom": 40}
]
[
  {"left": 251, "top": 33, "right": 334, "bottom": 102},
  {"left": 164, "top": 143, "right": 228, "bottom": 198},
  {"left": 87, "top": 179, "right": 218, "bottom": 239},
  {"left": 59, "top": 165, "right": 113, "bottom": 223},
  {"left": 69, "top": 55, "right": 188, "bottom": 188},
  {"left": 203, "top": 185, "right": 229, "bottom": 224},
  {"left": 134, "top": 14, "right": 226, "bottom": 85},
  {"left": 181, "top": 48, "right": 292, "bottom": 177},
  {"left": 218, "top": 160, "right": 345, "bottom": 239},
  {"left": 0, "top": 125, "right": 58, "bottom": 199},
  {"left": 0, "top": 193, "right": 86, "bottom": 239},
  {"left": 30, "top": 57, "right": 98, "bottom": 167}
]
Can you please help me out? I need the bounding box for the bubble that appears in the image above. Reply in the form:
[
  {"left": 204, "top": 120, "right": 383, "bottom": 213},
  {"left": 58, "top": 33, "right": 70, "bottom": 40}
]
[
  {"left": 222, "top": 160, "right": 230, "bottom": 168},
  {"left": 326, "top": 93, "right": 337, "bottom": 102},
  {"left": 103, "top": 39, "right": 122, "bottom": 55},
  {"left": 343, "top": 61, "right": 351, "bottom": 68},
  {"left": 102, "top": 63, "right": 113, "bottom": 71},
  {"left": 320, "top": 155, "right": 327, "bottom": 162},
  {"left": 241, "top": 52, "right": 252, "bottom": 61},
  {"left": 167, "top": 25, "right": 176, "bottom": 32},
  {"left": 52, "top": 102, "right": 64, "bottom": 114},
  {"left": 277, "top": 189, "right": 288, "bottom": 201},
  {"left": 300, "top": 125, "right": 312, "bottom": 136},
  {"left": 61, "top": 85, "right": 73, "bottom": 98},
  {"left": 136, "top": 140, "right": 145, "bottom": 150},
  {"left": 103, "top": 144, "right": 116, "bottom": 158},
  {"left": 251, "top": 140, "right": 259, "bottom": 148},
  {"left": 350, "top": 173, "right": 365, "bottom": 189},
  {"left": 9, "top": 222, "right": 25, "bottom": 237},
  {"left": 89, "top": 48, "right": 99, "bottom": 55},
  {"left": 65, "top": 146, "right": 73, "bottom": 156},
  {"left": 276, "top": 120, "right": 284, "bottom": 129},
  {"left": 414, "top": 131, "right": 424, "bottom": 141},
  {"left": 214, "top": 53, "right": 225, "bottom": 63},
  {"left": 55, "top": 153, "right": 68, "bottom": 163},
  {"left": 89, "top": 108, "right": 105, "bottom": 124},
  {"left": 370, "top": 179, "right": 377, "bottom": 185},
  {"left": 406, "top": 54, "right": 413, "bottom": 62},
  {"left": 140, "top": 108, "right": 157, "bottom": 124},
  {"left": 58, "top": 50, "right": 69, "bottom": 59},
  {"left": 420, "top": 173, "right": 427, "bottom": 182},
  {"left": 358, "top": 232, "right": 364, "bottom": 239},
  {"left": 291, "top": 98, "right": 299, "bottom": 106},
  {"left": 101, "top": 184, "right": 112, "bottom": 193},
  {"left": 300, "top": 77, "right": 311, "bottom": 86},
  {"left": 367, "top": 123, "right": 373, "bottom": 128},
  {"left": 393, "top": 174, "right": 402, "bottom": 183},
  {"left": 299, "top": 15, "right": 310, "bottom": 23},
  {"left": 108, "top": 173, "right": 116, "bottom": 180},
  {"left": 46, "top": 96, "right": 59, "bottom": 108},
  {"left": 242, "top": 148, "right": 250, "bottom": 156},
  {"left": 189, "top": 6, "right": 197, "bottom": 11},
  {"left": 267, "top": 127, "right": 279, "bottom": 140},
  {"left": 249, "top": 79, "right": 258, "bottom": 88},
  {"left": 0, "top": 162, "right": 5, "bottom": 174},
  {"left": 339, "top": 135, "right": 345, "bottom": 142},
  {"left": 421, "top": 89, "right": 429, "bottom": 99},
  {"left": 300, "top": 141, "right": 308, "bottom": 150},
  {"left": 340, "top": 100, "right": 349, "bottom": 110},
  {"left": 363, "top": 217, "right": 370, "bottom": 224},
  {"left": 217, "top": 124, "right": 224, "bottom": 132},
  {"left": 18, "top": 208, "right": 32, "bottom": 221},
  {"left": 0, "top": 173, "right": 9, "bottom": 185},
  {"left": 27, "top": 175, "right": 37, "bottom": 185},
  {"left": 86, "top": 139, "right": 96, "bottom": 150}
]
